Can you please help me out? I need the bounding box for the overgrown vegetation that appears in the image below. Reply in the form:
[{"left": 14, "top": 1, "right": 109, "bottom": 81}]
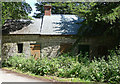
[
  {"left": 2, "top": 2, "right": 32, "bottom": 25},
  {"left": 2, "top": 51, "right": 120, "bottom": 83}
]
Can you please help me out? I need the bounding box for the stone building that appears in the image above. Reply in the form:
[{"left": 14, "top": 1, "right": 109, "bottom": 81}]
[{"left": 2, "top": 5, "right": 116, "bottom": 60}]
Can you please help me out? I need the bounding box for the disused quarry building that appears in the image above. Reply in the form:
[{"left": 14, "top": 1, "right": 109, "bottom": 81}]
[{"left": 2, "top": 5, "right": 116, "bottom": 60}]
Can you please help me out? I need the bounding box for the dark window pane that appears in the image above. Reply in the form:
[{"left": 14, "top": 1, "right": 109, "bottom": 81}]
[{"left": 18, "top": 44, "right": 23, "bottom": 53}]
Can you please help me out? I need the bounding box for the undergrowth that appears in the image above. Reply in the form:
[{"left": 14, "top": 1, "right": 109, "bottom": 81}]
[{"left": 2, "top": 51, "right": 120, "bottom": 83}]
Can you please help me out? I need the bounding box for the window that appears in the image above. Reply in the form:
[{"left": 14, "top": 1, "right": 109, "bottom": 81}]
[{"left": 17, "top": 43, "right": 23, "bottom": 53}]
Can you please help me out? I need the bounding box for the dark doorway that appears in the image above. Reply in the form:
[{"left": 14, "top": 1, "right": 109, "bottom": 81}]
[
  {"left": 78, "top": 45, "right": 89, "bottom": 54},
  {"left": 77, "top": 45, "right": 90, "bottom": 62},
  {"left": 78, "top": 45, "right": 90, "bottom": 62}
]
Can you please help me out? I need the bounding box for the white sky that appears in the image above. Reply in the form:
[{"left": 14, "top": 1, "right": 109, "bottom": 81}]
[{"left": 25, "top": 0, "right": 37, "bottom": 17}]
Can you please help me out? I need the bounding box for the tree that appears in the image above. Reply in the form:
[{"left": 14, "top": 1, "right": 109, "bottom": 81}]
[
  {"left": 75, "top": 2, "right": 120, "bottom": 37},
  {"left": 2, "top": 2, "right": 32, "bottom": 25},
  {"left": 33, "top": 2, "right": 74, "bottom": 18},
  {"left": 71, "top": 2, "right": 120, "bottom": 56},
  {"left": 34, "top": 2, "right": 120, "bottom": 52}
]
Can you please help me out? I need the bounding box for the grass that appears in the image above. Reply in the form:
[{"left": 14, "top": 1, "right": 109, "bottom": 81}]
[{"left": 2, "top": 67, "right": 93, "bottom": 83}]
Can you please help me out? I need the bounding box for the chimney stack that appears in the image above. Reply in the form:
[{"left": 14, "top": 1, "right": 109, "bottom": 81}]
[{"left": 44, "top": 5, "right": 52, "bottom": 16}]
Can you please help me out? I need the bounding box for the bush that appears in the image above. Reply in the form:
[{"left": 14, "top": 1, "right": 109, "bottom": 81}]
[{"left": 2, "top": 51, "right": 120, "bottom": 83}]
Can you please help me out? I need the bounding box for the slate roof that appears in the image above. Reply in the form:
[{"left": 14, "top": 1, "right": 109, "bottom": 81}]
[{"left": 2, "top": 14, "right": 83, "bottom": 35}]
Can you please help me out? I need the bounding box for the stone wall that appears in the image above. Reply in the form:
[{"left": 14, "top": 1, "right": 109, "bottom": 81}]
[
  {"left": 2, "top": 34, "right": 117, "bottom": 60},
  {"left": 2, "top": 43, "right": 17, "bottom": 60},
  {"left": 2, "top": 35, "right": 79, "bottom": 59}
]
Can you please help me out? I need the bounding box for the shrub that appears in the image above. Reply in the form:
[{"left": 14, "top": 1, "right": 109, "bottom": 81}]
[{"left": 2, "top": 51, "right": 120, "bottom": 83}]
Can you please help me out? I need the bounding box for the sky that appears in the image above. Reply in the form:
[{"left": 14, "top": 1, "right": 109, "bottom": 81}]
[{"left": 25, "top": 0, "right": 37, "bottom": 16}]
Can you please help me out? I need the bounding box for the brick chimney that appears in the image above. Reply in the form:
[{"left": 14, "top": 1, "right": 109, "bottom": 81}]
[{"left": 44, "top": 5, "right": 52, "bottom": 16}]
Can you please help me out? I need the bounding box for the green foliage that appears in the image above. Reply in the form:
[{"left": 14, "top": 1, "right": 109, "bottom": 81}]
[
  {"left": 33, "top": 2, "right": 74, "bottom": 18},
  {"left": 3, "top": 51, "right": 120, "bottom": 83},
  {"left": 76, "top": 2, "right": 120, "bottom": 37},
  {"left": 2, "top": 2, "right": 32, "bottom": 24},
  {"left": 34, "top": 2, "right": 120, "bottom": 24}
]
